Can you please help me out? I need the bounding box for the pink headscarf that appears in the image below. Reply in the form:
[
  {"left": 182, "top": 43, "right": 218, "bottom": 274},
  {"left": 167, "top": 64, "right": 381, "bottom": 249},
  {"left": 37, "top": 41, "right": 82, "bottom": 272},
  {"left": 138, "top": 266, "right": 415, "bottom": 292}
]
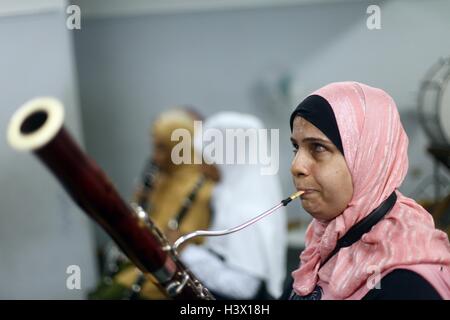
[{"left": 292, "top": 82, "right": 450, "bottom": 299}]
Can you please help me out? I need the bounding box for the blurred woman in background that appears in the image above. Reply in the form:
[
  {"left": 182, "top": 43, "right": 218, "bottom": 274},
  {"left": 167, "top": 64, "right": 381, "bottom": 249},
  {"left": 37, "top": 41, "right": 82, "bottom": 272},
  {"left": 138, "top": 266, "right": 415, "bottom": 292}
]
[
  {"left": 89, "top": 108, "right": 215, "bottom": 299},
  {"left": 177, "top": 111, "right": 288, "bottom": 300}
]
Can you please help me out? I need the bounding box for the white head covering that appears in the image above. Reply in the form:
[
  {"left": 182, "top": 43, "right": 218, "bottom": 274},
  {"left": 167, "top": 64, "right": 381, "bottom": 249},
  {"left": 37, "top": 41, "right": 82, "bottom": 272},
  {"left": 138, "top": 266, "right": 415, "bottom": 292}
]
[{"left": 194, "top": 111, "right": 287, "bottom": 298}]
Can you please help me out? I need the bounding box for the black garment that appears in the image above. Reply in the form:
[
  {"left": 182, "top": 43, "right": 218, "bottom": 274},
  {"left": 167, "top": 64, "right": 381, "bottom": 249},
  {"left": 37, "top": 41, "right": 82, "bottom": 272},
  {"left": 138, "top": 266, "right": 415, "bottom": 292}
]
[
  {"left": 289, "top": 94, "right": 344, "bottom": 156},
  {"left": 362, "top": 269, "right": 442, "bottom": 300},
  {"left": 283, "top": 269, "right": 441, "bottom": 300}
]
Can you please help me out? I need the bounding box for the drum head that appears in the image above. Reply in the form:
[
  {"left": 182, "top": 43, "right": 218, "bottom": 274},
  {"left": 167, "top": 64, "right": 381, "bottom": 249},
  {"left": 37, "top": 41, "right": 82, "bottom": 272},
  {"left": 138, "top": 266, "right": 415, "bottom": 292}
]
[
  {"left": 441, "top": 77, "right": 450, "bottom": 144},
  {"left": 419, "top": 57, "right": 450, "bottom": 146}
]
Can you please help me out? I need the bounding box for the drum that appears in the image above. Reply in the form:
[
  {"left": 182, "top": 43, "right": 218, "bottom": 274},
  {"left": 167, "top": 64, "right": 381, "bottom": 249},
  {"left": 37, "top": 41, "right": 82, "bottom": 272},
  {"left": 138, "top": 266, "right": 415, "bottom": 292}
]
[
  {"left": 418, "top": 58, "right": 450, "bottom": 229},
  {"left": 418, "top": 57, "right": 450, "bottom": 147}
]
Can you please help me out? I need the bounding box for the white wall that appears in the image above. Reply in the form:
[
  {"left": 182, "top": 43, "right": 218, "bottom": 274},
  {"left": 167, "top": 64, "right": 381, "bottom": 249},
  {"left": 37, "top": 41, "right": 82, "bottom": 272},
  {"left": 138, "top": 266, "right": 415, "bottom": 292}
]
[
  {"left": 0, "top": 9, "right": 98, "bottom": 298},
  {"left": 73, "top": 0, "right": 450, "bottom": 226},
  {"left": 73, "top": 1, "right": 365, "bottom": 224}
]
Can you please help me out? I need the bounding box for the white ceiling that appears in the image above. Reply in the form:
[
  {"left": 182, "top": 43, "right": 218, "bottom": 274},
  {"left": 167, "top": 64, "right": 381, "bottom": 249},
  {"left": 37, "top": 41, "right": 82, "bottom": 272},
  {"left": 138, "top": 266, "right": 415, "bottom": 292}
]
[
  {"left": 0, "top": 0, "right": 367, "bottom": 17},
  {"left": 0, "top": 0, "right": 64, "bottom": 17},
  {"left": 75, "top": 0, "right": 366, "bottom": 17}
]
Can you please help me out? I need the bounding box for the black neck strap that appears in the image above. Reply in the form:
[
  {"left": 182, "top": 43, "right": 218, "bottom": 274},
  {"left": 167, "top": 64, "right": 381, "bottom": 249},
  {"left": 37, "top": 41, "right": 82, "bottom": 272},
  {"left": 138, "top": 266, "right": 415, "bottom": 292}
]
[{"left": 321, "top": 191, "right": 397, "bottom": 267}]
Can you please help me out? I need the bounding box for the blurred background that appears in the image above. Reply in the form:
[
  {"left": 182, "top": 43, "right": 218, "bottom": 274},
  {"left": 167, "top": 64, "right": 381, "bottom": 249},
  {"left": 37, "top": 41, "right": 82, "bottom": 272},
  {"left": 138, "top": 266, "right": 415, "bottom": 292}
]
[{"left": 1, "top": 0, "right": 450, "bottom": 299}]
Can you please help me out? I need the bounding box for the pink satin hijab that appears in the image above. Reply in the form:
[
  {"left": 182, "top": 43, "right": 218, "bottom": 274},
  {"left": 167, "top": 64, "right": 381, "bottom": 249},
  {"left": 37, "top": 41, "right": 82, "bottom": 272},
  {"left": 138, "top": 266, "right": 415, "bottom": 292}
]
[{"left": 292, "top": 82, "right": 450, "bottom": 299}]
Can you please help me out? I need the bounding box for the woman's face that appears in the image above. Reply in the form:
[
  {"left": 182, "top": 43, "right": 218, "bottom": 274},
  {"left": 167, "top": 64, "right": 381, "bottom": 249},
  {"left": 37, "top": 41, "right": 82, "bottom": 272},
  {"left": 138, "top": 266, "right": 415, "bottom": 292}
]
[
  {"left": 151, "top": 134, "right": 173, "bottom": 172},
  {"left": 291, "top": 117, "right": 353, "bottom": 221}
]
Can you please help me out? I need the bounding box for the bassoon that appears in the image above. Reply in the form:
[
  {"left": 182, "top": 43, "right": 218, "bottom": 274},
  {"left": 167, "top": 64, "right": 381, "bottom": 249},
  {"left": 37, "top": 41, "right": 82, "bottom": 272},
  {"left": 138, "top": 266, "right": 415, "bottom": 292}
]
[
  {"left": 7, "top": 97, "right": 303, "bottom": 300},
  {"left": 7, "top": 97, "right": 213, "bottom": 300}
]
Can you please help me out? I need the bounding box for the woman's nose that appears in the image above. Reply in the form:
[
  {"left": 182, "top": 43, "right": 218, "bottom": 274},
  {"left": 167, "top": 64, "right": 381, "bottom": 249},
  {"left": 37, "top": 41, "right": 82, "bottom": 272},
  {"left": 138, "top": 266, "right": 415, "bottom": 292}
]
[{"left": 291, "top": 150, "right": 310, "bottom": 177}]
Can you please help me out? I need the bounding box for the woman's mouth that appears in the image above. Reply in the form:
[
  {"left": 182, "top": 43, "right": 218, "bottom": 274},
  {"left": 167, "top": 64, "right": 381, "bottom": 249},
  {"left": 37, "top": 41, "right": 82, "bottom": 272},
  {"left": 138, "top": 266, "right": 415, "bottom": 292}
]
[{"left": 296, "top": 188, "right": 316, "bottom": 198}]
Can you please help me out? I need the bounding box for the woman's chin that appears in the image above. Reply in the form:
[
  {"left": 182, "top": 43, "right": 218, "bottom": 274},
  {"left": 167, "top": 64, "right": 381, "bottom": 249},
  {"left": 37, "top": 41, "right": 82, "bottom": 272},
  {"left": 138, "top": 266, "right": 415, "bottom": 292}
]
[
  {"left": 307, "top": 212, "right": 327, "bottom": 221},
  {"left": 302, "top": 202, "right": 330, "bottom": 221},
  {"left": 302, "top": 202, "right": 320, "bottom": 217},
  {"left": 304, "top": 207, "right": 340, "bottom": 222}
]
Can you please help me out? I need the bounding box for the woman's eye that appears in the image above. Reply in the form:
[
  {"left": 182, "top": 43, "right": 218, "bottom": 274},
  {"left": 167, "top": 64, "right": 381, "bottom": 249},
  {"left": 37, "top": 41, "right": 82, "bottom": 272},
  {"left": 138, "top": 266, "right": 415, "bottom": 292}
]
[
  {"left": 292, "top": 144, "right": 299, "bottom": 154},
  {"left": 313, "top": 143, "right": 326, "bottom": 153}
]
